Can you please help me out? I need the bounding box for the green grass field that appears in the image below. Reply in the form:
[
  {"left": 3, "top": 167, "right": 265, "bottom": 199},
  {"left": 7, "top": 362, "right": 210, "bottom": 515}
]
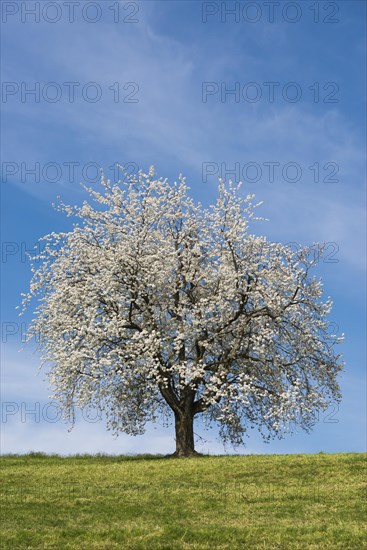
[{"left": 0, "top": 452, "right": 365, "bottom": 549}]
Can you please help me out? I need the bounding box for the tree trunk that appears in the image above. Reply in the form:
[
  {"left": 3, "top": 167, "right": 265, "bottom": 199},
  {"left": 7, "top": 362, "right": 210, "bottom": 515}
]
[{"left": 173, "top": 410, "right": 200, "bottom": 457}]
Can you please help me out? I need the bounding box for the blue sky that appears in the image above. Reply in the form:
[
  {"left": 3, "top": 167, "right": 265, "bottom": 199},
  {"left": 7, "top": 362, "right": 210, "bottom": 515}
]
[{"left": 1, "top": 0, "right": 366, "bottom": 455}]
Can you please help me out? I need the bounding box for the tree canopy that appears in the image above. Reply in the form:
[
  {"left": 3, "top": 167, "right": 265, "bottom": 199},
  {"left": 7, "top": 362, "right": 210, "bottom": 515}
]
[{"left": 23, "top": 168, "right": 343, "bottom": 455}]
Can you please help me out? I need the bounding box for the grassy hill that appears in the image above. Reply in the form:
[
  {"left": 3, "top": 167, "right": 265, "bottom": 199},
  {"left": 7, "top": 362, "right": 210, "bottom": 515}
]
[{"left": 0, "top": 452, "right": 365, "bottom": 549}]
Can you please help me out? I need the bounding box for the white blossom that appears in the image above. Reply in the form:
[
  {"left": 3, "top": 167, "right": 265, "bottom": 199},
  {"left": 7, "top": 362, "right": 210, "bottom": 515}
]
[{"left": 23, "top": 169, "right": 344, "bottom": 449}]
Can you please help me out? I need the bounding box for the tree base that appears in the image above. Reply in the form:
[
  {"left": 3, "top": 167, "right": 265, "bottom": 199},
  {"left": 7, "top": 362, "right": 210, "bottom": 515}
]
[{"left": 166, "top": 449, "right": 204, "bottom": 458}]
